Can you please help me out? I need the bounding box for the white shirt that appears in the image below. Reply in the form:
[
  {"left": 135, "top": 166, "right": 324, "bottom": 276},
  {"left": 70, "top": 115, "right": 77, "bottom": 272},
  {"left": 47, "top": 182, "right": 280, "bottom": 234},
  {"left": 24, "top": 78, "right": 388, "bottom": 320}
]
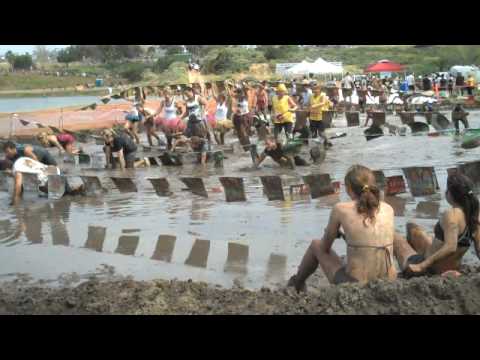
[
  {"left": 342, "top": 76, "right": 354, "bottom": 89},
  {"left": 215, "top": 102, "right": 228, "bottom": 120},
  {"left": 13, "top": 157, "right": 59, "bottom": 187},
  {"left": 406, "top": 75, "right": 415, "bottom": 86},
  {"left": 302, "top": 89, "right": 313, "bottom": 106}
]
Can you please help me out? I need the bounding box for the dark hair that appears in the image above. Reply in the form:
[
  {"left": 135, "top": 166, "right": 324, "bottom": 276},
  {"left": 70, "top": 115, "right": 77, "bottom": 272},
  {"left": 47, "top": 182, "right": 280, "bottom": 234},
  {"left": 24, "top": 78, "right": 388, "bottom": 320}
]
[
  {"left": 344, "top": 165, "right": 380, "bottom": 226},
  {"left": 2, "top": 141, "right": 16, "bottom": 151},
  {"left": 447, "top": 173, "right": 480, "bottom": 234},
  {"left": 0, "top": 159, "right": 13, "bottom": 171}
]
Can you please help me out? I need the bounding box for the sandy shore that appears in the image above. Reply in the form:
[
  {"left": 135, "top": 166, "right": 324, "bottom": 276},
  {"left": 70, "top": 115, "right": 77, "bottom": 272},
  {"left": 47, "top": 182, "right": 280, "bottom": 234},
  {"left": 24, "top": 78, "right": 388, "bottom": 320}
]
[{"left": 1, "top": 266, "right": 480, "bottom": 315}]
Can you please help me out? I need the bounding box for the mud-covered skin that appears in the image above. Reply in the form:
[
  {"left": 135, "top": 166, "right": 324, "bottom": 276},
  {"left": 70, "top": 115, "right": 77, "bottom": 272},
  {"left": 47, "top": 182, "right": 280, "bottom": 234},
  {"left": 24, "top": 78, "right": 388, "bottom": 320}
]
[{"left": 1, "top": 266, "right": 480, "bottom": 315}]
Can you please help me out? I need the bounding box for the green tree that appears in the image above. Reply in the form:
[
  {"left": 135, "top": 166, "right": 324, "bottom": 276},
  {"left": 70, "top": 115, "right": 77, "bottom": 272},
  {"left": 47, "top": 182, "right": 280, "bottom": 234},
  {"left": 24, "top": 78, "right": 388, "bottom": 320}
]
[
  {"left": 57, "top": 48, "right": 78, "bottom": 68},
  {"left": 9, "top": 53, "right": 34, "bottom": 70},
  {"left": 120, "top": 63, "right": 146, "bottom": 83}
]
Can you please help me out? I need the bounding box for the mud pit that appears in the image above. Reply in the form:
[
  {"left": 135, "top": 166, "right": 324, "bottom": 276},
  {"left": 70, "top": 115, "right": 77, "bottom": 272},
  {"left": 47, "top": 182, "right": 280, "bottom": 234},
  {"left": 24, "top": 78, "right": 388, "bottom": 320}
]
[
  {"left": 2, "top": 266, "right": 480, "bottom": 314},
  {"left": 2, "top": 109, "right": 480, "bottom": 314}
]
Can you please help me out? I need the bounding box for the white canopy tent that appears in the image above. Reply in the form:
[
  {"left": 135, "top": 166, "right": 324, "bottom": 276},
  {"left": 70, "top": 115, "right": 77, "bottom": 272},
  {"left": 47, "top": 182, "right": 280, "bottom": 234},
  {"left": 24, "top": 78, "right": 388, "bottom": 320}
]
[
  {"left": 312, "top": 57, "right": 344, "bottom": 75},
  {"left": 285, "top": 58, "right": 344, "bottom": 77}
]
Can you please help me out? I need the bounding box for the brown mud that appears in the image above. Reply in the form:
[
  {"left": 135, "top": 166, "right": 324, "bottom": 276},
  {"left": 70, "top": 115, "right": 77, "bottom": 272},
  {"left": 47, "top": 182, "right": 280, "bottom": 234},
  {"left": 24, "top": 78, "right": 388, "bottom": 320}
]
[{"left": 1, "top": 265, "right": 480, "bottom": 315}]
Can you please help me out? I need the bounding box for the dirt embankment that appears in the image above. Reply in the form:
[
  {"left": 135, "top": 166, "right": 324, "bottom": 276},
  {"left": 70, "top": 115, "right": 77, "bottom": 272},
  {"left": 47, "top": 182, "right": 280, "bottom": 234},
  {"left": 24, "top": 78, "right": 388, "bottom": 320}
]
[{"left": 1, "top": 267, "right": 480, "bottom": 315}]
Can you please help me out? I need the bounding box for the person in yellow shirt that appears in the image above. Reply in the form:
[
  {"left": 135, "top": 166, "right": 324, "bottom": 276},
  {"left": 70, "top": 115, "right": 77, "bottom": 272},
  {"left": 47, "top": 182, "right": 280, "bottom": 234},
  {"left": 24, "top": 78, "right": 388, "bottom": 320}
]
[
  {"left": 309, "top": 85, "right": 333, "bottom": 148},
  {"left": 272, "top": 83, "right": 298, "bottom": 140},
  {"left": 466, "top": 74, "right": 476, "bottom": 96}
]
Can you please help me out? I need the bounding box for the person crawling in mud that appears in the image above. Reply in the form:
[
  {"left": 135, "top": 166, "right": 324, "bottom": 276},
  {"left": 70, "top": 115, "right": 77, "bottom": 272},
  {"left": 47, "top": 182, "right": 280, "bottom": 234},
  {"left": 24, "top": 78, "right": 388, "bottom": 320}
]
[
  {"left": 189, "top": 136, "right": 208, "bottom": 166},
  {"left": 9, "top": 157, "right": 85, "bottom": 206},
  {"left": 36, "top": 131, "right": 79, "bottom": 155},
  {"left": 452, "top": 104, "right": 470, "bottom": 135},
  {"left": 288, "top": 165, "right": 396, "bottom": 292},
  {"left": 394, "top": 173, "right": 480, "bottom": 279},
  {"left": 254, "top": 136, "right": 308, "bottom": 169},
  {"left": 102, "top": 130, "right": 149, "bottom": 170},
  {"left": 3, "top": 141, "right": 57, "bottom": 166}
]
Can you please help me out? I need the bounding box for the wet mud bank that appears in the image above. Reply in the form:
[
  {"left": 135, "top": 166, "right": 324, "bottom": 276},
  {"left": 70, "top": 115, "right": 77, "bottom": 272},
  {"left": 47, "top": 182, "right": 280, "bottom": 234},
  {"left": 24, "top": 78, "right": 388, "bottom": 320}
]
[{"left": 2, "top": 267, "right": 480, "bottom": 315}]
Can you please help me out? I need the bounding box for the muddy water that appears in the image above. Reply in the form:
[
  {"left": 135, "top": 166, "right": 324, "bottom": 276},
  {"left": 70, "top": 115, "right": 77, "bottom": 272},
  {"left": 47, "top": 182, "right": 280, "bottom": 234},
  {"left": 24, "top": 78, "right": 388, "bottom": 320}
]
[{"left": 1, "top": 111, "right": 480, "bottom": 290}]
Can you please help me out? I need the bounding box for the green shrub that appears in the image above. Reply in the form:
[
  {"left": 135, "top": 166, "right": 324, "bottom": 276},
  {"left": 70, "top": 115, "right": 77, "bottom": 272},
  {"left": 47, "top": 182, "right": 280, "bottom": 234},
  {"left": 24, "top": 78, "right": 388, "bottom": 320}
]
[
  {"left": 119, "top": 63, "right": 146, "bottom": 83},
  {"left": 203, "top": 48, "right": 266, "bottom": 74}
]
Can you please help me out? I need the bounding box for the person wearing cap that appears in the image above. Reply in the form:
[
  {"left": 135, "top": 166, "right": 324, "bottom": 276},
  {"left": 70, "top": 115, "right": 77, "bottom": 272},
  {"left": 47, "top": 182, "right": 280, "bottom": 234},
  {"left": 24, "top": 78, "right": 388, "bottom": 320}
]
[
  {"left": 309, "top": 85, "right": 333, "bottom": 147},
  {"left": 272, "top": 83, "right": 298, "bottom": 140},
  {"left": 37, "top": 131, "right": 79, "bottom": 155}
]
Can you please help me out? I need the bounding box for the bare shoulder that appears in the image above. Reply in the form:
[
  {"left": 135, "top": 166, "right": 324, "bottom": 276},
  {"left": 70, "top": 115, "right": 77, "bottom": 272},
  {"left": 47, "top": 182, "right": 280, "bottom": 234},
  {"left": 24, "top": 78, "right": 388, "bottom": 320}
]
[
  {"left": 380, "top": 201, "right": 394, "bottom": 214},
  {"left": 332, "top": 201, "right": 355, "bottom": 213}
]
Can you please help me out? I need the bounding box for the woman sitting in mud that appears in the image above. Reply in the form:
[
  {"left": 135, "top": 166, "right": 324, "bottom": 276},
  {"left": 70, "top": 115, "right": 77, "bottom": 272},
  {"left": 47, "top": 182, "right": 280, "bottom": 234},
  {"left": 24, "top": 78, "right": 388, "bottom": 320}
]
[
  {"left": 288, "top": 165, "right": 397, "bottom": 292},
  {"left": 394, "top": 173, "right": 480, "bottom": 278},
  {"left": 36, "top": 131, "right": 79, "bottom": 155}
]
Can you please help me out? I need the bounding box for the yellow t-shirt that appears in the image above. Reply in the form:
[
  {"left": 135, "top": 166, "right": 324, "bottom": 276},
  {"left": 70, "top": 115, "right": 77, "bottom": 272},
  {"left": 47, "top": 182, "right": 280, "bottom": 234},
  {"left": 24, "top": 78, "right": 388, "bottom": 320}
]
[
  {"left": 309, "top": 93, "right": 329, "bottom": 121},
  {"left": 272, "top": 95, "right": 294, "bottom": 124}
]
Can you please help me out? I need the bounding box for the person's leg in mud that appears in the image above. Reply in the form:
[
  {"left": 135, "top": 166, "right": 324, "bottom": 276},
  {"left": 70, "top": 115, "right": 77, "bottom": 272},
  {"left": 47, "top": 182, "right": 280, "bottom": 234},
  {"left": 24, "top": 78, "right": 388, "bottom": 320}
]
[
  {"left": 289, "top": 239, "right": 344, "bottom": 292},
  {"left": 273, "top": 123, "right": 282, "bottom": 140},
  {"left": 124, "top": 120, "right": 136, "bottom": 142},
  {"left": 131, "top": 121, "right": 140, "bottom": 144},
  {"left": 284, "top": 123, "right": 293, "bottom": 140},
  {"left": 393, "top": 232, "right": 419, "bottom": 272},
  {"left": 310, "top": 121, "right": 318, "bottom": 138},
  {"left": 405, "top": 222, "right": 433, "bottom": 256}
]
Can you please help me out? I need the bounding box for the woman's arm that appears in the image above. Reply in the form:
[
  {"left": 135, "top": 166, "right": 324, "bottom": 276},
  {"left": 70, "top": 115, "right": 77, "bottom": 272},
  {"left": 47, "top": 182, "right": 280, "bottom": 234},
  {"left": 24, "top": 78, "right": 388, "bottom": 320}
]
[
  {"left": 48, "top": 135, "right": 64, "bottom": 152},
  {"left": 418, "top": 211, "right": 459, "bottom": 270},
  {"left": 319, "top": 204, "right": 342, "bottom": 253},
  {"left": 23, "top": 146, "right": 39, "bottom": 162},
  {"left": 153, "top": 100, "right": 164, "bottom": 117},
  {"left": 474, "top": 224, "right": 480, "bottom": 260},
  {"left": 288, "top": 97, "right": 298, "bottom": 112},
  {"left": 117, "top": 149, "right": 126, "bottom": 170}
]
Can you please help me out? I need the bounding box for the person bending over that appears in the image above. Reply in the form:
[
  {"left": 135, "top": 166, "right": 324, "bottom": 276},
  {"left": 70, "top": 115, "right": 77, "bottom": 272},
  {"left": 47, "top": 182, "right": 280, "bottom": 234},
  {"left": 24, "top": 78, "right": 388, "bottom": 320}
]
[
  {"left": 254, "top": 136, "right": 300, "bottom": 169},
  {"left": 3, "top": 141, "right": 57, "bottom": 166},
  {"left": 394, "top": 173, "right": 480, "bottom": 278},
  {"left": 288, "top": 165, "right": 396, "bottom": 291},
  {"left": 37, "top": 131, "right": 79, "bottom": 155},
  {"left": 10, "top": 157, "right": 84, "bottom": 206},
  {"left": 102, "top": 130, "right": 147, "bottom": 170},
  {"left": 452, "top": 104, "right": 470, "bottom": 134}
]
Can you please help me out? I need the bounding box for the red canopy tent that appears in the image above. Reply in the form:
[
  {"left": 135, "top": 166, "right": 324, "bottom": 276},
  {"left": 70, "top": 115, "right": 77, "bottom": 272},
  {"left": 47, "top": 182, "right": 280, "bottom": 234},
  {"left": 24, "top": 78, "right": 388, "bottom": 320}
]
[{"left": 364, "top": 60, "right": 406, "bottom": 73}]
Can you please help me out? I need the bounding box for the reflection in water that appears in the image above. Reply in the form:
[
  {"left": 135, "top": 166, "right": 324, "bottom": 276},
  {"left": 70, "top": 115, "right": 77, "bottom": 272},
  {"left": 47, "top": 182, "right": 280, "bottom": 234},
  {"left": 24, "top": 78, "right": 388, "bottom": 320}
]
[
  {"left": 415, "top": 201, "right": 440, "bottom": 219},
  {"left": 224, "top": 242, "right": 249, "bottom": 275},
  {"left": 151, "top": 235, "right": 176, "bottom": 262},
  {"left": 265, "top": 253, "right": 287, "bottom": 283},
  {"left": 384, "top": 196, "right": 407, "bottom": 217},
  {"left": 115, "top": 235, "right": 140, "bottom": 256},
  {"left": 21, "top": 204, "right": 50, "bottom": 244},
  {"left": 184, "top": 239, "right": 210, "bottom": 268},
  {"left": 84, "top": 226, "right": 106, "bottom": 252},
  {"left": 49, "top": 201, "right": 71, "bottom": 246},
  {"left": 189, "top": 198, "right": 212, "bottom": 223}
]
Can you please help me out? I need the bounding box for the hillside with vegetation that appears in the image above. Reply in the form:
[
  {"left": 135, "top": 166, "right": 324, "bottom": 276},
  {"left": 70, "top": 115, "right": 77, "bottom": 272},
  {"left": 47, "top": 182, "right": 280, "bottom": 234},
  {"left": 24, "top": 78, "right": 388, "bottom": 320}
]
[{"left": 1, "top": 45, "right": 479, "bottom": 96}]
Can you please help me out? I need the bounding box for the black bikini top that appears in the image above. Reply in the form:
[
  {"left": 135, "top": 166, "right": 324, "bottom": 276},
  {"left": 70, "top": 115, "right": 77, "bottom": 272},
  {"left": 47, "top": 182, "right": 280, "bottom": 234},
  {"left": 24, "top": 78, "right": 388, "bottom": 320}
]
[{"left": 434, "top": 221, "right": 473, "bottom": 248}]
